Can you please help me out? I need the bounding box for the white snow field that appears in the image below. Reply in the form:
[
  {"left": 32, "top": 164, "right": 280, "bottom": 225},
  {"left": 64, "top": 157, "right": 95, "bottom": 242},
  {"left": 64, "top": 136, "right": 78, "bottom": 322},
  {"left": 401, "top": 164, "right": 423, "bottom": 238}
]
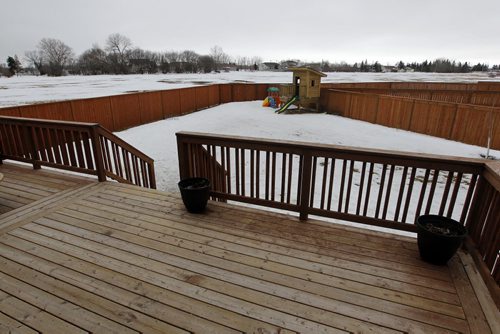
[
  {"left": 1, "top": 71, "right": 499, "bottom": 107},
  {"left": 116, "top": 101, "right": 498, "bottom": 234}
]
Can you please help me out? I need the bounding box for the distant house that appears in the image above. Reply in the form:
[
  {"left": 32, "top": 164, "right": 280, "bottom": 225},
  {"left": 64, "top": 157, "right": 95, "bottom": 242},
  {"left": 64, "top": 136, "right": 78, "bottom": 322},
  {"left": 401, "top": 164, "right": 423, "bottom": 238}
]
[
  {"left": 280, "top": 60, "right": 299, "bottom": 70},
  {"left": 129, "top": 59, "right": 157, "bottom": 74},
  {"left": 260, "top": 62, "right": 280, "bottom": 71}
]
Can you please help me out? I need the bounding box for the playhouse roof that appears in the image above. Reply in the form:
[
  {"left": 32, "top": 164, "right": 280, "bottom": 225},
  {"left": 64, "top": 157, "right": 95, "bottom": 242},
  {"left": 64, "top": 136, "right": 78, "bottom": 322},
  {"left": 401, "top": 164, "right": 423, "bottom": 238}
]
[{"left": 288, "top": 67, "right": 327, "bottom": 77}]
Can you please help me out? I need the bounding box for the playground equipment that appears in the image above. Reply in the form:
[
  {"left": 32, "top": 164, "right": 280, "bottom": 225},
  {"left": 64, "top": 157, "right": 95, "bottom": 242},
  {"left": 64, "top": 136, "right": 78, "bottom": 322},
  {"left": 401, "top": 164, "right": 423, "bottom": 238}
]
[
  {"left": 276, "top": 67, "right": 326, "bottom": 113},
  {"left": 262, "top": 87, "right": 281, "bottom": 108}
]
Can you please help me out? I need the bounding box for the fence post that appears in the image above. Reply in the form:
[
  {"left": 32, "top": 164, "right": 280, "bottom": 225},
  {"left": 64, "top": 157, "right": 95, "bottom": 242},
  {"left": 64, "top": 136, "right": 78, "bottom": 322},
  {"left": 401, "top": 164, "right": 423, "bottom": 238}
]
[
  {"left": 90, "top": 125, "right": 106, "bottom": 182},
  {"left": 299, "top": 152, "right": 313, "bottom": 221}
]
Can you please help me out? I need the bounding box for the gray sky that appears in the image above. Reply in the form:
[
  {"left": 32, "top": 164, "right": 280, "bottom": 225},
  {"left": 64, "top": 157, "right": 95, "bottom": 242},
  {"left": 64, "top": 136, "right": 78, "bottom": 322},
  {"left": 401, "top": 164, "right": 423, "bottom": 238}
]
[{"left": 2, "top": 0, "right": 499, "bottom": 65}]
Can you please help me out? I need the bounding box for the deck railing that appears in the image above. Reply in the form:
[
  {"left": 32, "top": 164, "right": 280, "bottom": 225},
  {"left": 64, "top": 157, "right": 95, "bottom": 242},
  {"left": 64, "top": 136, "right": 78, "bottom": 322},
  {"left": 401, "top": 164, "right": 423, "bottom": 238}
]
[
  {"left": 0, "top": 116, "right": 156, "bottom": 188},
  {"left": 177, "top": 131, "right": 499, "bottom": 290}
]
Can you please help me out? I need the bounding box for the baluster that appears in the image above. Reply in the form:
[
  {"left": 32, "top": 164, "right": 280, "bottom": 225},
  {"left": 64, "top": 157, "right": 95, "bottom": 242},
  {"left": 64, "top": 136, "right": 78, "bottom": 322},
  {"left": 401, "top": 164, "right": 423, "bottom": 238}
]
[
  {"left": 344, "top": 160, "right": 355, "bottom": 213},
  {"left": 438, "top": 171, "right": 454, "bottom": 216},
  {"left": 382, "top": 164, "right": 395, "bottom": 220},
  {"left": 446, "top": 172, "right": 463, "bottom": 218},
  {"left": 394, "top": 166, "right": 408, "bottom": 222},
  {"left": 320, "top": 157, "right": 328, "bottom": 210},
  {"left": 414, "top": 169, "right": 430, "bottom": 220},
  {"left": 425, "top": 170, "right": 440, "bottom": 214},
  {"left": 356, "top": 161, "right": 366, "bottom": 215}
]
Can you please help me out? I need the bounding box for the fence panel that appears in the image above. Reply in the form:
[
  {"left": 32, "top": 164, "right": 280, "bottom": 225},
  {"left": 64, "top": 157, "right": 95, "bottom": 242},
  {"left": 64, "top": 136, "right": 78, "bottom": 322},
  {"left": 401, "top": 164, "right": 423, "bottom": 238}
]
[
  {"left": 138, "top": 91, "right": 163, "bottom": 125},
  {"left": 161, "top": 89, "right": 181, "bottom": 118},
  {"left": 109, "top": 94, "right": 141, "bottom": 130},
  {"left": 70, "top": 97, "right": 114, "bottom": 131},
  {"left": 179, "top": 87, "right": 197, "bottom": 114},
  {"left": 19, "top": 101, "right": 74, "bottom": 121},
  {"left": 194, "top": 86, "right": 211, "bottom": 110},
  {"left": 0, "top": 107, "right": 21, "bottom": 117},
  {"left": 375, "top": 96, "right": 413, "bottom": 130},
  {"left": 219, "top": 84, "right": 232, "bottom": 103},
  {"left": 347, "top": 93, "right": 379, "bottom": 123},
  {"left": 208, "top": 84, "right": 220, "bottom": 107}
]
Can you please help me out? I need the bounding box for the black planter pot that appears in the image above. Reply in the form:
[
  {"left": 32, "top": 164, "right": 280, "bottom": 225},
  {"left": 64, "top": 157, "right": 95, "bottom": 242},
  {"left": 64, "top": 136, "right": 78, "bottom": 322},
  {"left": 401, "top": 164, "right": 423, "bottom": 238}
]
[
  {"left": 416, "top": 215, "right": 467, "bottom": 265},
  {"left": 178, "top": 177, "right": 211, "bottom": 213}
]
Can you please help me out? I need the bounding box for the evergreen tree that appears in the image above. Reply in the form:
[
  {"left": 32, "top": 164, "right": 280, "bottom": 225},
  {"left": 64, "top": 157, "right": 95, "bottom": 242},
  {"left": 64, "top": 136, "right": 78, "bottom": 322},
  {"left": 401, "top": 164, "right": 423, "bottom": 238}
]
[{"left": 6, "top": 55, "right": 21, "bottom": 76}]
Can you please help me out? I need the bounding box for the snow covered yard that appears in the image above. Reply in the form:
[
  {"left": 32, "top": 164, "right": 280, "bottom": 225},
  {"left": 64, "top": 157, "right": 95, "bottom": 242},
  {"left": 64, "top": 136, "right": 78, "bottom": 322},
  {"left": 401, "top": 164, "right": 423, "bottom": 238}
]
[
  {"left": 118, "top": 101, "right": 495, "bottom": 191},
  {"left": 1, "top": 71, "right": 498, "bottom": 107},
  {"left": 117, "top": 101, "right": 497, "bottom": 233}
]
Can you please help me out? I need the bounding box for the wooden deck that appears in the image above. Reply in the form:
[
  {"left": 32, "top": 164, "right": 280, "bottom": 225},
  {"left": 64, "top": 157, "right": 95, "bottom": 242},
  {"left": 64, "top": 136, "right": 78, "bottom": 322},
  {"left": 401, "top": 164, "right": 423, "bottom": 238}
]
[{"left": 0, "top": 163, "right": 498, "bottom": 333}]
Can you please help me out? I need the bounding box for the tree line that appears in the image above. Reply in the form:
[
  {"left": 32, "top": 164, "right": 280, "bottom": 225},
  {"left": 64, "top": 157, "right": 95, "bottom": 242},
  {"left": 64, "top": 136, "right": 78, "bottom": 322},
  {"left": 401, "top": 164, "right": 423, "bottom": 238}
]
[{"left": 1, "top": 33, "right": 498, "bottom": 77}]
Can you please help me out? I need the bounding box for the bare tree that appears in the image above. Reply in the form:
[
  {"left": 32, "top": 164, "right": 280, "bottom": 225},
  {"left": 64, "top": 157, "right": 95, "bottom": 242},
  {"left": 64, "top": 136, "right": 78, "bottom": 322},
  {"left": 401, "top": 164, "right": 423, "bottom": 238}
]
[
  {"left": 210, "top": 45, "right": 230, "bottom": 70},
  {"left": 25, "top": 50, "right": 45, "bottom": 74},
  {"left": 78, "top": 44, "right": 108, "bottom": 75},
  {"left": 25, "top": 38, "right": 73, "bottom": 76},
  {"left": 180, "top": 50, "right": 199, "bottom": 73},
  {"left": 105, "top": 33, "right": 132, "bottom": 73}
]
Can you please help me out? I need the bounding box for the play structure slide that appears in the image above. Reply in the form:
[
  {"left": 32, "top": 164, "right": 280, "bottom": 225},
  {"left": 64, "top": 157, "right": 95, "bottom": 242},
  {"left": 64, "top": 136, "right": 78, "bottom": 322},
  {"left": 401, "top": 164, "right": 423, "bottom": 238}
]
[{"left": 276, "top": 95, "right": 298, "bottom": 114}]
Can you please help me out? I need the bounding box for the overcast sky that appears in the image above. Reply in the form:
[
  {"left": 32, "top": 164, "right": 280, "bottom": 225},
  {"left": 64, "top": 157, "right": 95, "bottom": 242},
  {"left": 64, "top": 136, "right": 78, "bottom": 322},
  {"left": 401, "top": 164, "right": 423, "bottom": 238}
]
[{"left": 2, "top": 0, "right": 499, "bottom": 66}]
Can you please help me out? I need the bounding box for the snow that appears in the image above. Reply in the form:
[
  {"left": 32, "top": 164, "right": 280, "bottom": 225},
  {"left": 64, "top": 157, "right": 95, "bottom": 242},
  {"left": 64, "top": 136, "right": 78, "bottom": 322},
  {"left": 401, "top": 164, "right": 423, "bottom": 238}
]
[
  {"left": 1, "top": 71, "right": 498, "bottom": 107},
  {"left": 116, "top": 101, "right": 498, "bottom": 235}
]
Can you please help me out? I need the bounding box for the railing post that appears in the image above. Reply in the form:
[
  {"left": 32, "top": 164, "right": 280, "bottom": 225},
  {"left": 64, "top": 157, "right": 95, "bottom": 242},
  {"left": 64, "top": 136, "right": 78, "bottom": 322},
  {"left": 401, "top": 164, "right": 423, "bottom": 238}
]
[
  {"left": 299, "top": 152, "right": 313, "bottom": 221},
  {"left": 27, "top": 126, "right": 41, "bottom": 170},
  {"left": 90, "top": 126, "right": 106, "bottom": 182},
  {"left": 176, "top": 135, "right": 190, "bottom": 180}
]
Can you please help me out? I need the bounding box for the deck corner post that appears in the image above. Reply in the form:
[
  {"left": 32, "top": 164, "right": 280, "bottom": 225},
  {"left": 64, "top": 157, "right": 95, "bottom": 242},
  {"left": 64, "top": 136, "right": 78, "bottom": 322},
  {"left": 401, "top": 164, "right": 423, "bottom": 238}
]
[{"left": 299, "top": 152, "right": 313, "bottom": 221}]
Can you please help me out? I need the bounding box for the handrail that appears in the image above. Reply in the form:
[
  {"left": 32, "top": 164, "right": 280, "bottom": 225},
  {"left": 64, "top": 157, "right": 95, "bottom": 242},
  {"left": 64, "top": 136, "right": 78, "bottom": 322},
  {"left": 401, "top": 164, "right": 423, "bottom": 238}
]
[
  {"left": 177, "top": 131, "right": 499, "bottom": 299},
  {"left": 0, "top": 116, "right": 156, "bottom": 188},
  {"left": 177, "top": 131, "right": 484, "bottom": 230}
]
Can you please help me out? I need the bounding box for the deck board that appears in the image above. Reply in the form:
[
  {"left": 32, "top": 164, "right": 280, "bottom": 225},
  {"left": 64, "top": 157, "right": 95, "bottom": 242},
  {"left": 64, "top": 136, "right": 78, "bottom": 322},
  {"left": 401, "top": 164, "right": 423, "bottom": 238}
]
[{"left": 0, "top": 164, "right": 496, "bottom": 333}]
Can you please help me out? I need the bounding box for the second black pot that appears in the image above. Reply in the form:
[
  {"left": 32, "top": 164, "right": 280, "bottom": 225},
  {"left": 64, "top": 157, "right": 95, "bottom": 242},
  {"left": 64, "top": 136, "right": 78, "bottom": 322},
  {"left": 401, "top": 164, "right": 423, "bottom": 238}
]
[{"left": 178, "top": 177, "right": 211, "bottom": 213}]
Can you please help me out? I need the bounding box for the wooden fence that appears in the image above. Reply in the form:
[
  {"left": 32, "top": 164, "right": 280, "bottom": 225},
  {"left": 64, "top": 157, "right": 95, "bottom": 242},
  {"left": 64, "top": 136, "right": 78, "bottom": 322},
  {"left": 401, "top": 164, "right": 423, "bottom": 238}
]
[
  {"left": 0, "top": 116, "right": 156, "bottom": 188},
  {"left": 1, "top": 81, "right": 499, "bottom": 149},
  {"left": 0, "top": 84, "right": 270, "bottom": 132},
  {"left": 320, "top": 89, "right": 500, "bottom": 149},
  {"left": 177, "top": 131, "right": 500, "bottom": 299}
]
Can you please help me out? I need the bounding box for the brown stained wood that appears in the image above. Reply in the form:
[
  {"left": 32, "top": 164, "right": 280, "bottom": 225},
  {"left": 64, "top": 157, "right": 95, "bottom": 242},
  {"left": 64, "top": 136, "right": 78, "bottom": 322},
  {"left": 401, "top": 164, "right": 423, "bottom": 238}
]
[
  {"left": 66, "top": 130, "right": 78, "bottom": 166},
  {"left": 439, "top": 171, "right": 454, "bottom": 216},
  {"left": 271, "top": 152, "right": 276, "bottom": 201},
  {"left": 356, "top": 161, "right": 366, "bottom": 215},
  {"left": 363, "top": 162, "right": 374, "bottom": 216},
  {"left": 241, "top": 148, "right": 246, "bottom": 196},
  {"left": 265, "top": 151, "right": 270, "bottom": 200},
  {"left": 287, "top": 153, "right": 293, "bottom": 204},
  {"left": 235, "top": 148, "right": 240, "bottom": 196},
  {"left": 81, "top": 131, "right": 94, "bottom": 169},
  {"left": 309, "top": 156, "right": 318, "bottom": 207},
  {"left": 394, "top": 166, "right": 408, "bottom": 222},
  {"left": 327, "top": 158, "right": 336, "bottom": 211},
  {"left": 460, "top": 174, "right": 478, "bottom": 223},
  {"left": 280, "top": 153, "right": 286, "bottom": 203},
  {"left": 414, "top": 169, "right": 430, "bottom": 220},
  {"left": 447, "top": 172, "right": 463, "bottom": 217},
  {"left": 320, "top": 157, "right": 328, "bottom": 209},
  {"left": 0, "top": 180, "right": 495, "bottom": 333},
  {"left": 74, "top": 130, "right": 86, "bottom": 168},
  {"left": 425, "top": 169, "right": 440, "bottom": 214},
  {"left": 338, "top": 159, "right": 347, "bottom": 212},
  {"left": 344, "top": 160, "right": 355, "bottom": 214},
  {"left": 382, "top": 165, "right": 395, "bottom": 220},
  {"left": 449, "top": 256, "right": 492, "bottom": 334},
  {"left": 256, "top": 150, "right": 260, "bottom": 198},
  {"left": 375, "top": 164, "right": 388, "bottom": 219},
  {"left": 402, "top": 167, "right": 417, "bottom": 223},
  {"left": 226, "top": 147, "right": 232, "bottom": 194},
  {"left": 250, "top": 149, "right": 255, "bottom": 198}
]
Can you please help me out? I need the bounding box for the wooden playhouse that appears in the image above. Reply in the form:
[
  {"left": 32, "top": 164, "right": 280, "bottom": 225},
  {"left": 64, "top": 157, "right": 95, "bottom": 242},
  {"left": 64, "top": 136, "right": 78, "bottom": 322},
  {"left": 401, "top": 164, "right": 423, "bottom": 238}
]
[{"left": 278, "top": 67, "right": 327, "bottom": 112}]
